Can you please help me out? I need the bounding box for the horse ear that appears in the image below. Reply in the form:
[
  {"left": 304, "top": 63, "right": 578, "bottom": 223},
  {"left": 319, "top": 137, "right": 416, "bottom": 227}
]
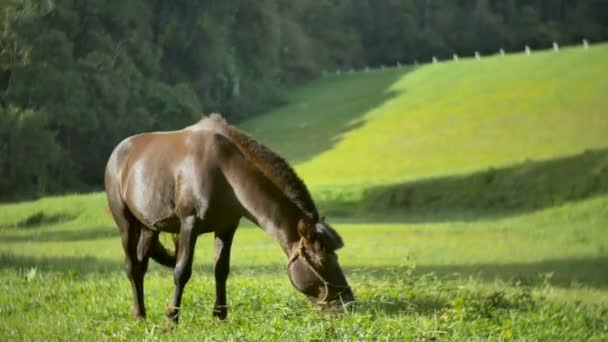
[{"left": 297, "top": 219, "right": 316, "bottom": 242}]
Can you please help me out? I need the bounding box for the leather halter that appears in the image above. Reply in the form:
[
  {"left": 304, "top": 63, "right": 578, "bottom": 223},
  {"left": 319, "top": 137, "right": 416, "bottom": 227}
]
[{"left": 287, "top": 238, "right": 351, "bottom": 305}]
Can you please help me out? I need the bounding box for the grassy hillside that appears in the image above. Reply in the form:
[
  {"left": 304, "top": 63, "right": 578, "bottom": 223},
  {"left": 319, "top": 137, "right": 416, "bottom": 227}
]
[
  {"left": 242, "top": 44, "right": 608, "bottom": 218},
  {"left": 243, "top": 44, "right": 608, "bottom": 185},
  {"left": 1, "top": 44, "right": 607, "bottom": 340}
]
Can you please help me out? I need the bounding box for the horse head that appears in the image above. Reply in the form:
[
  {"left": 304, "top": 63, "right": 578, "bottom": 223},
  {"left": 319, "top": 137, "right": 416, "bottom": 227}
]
[{"left": 287, "top": 217, "right": 355, "bottom": 310}]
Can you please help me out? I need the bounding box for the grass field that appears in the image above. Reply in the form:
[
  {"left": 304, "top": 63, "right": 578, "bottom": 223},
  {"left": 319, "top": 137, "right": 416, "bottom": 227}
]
[{"left": 1, "top": 44, "right": 608, "bottom": 340}]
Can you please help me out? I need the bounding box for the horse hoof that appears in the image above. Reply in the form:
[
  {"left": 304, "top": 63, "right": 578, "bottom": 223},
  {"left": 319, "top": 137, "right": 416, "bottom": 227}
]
[
  {"left": 165, "top": 307, "right": 180, "bottom": 323},
  {"left": 133, "top": 310, "right": 146, "bottom": 321},
  {"left": 212, "top": 306, "right": 228, "bottom": 320}
]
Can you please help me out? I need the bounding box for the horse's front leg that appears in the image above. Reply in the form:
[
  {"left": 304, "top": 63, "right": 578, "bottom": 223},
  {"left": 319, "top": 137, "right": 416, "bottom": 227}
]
[
  {"left": 213, "top": 227, "right": 237, "bottom": 320},
  {"left": 166, "top": 216, "right": 198, "bottom": 324}
]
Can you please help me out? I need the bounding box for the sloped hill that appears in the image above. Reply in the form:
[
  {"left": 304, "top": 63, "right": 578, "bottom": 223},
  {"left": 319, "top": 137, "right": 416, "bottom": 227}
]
[{"left": 240, "top": 44, "right": 608, "bottom": 216}]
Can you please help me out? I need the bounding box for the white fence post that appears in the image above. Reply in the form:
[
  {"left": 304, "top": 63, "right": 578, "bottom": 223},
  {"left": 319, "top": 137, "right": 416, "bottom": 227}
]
[{"left": 319, "top": 41, "right": 590, "bottom": 77}]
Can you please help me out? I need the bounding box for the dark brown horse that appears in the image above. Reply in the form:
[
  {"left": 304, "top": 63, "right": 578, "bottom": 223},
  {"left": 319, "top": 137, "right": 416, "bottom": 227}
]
[{"left": 104, "top": 114, "right": 354, "bottom": 322}]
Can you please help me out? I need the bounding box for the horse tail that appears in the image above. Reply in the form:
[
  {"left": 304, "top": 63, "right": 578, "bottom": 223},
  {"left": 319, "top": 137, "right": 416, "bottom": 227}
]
[{"left": 150, "top": 234, "right": 179, "bottom": 268}]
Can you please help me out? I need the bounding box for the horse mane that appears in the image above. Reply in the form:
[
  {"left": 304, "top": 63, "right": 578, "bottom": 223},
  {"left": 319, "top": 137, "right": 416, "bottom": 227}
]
[{"left": 197, "top": 114, "right": 319, "bottom": 221}]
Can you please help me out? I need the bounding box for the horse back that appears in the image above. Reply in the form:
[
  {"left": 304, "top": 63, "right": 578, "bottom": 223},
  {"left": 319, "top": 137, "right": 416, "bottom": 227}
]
[{"left": 105, "top": 128, "right": 234, "bottom": 232}]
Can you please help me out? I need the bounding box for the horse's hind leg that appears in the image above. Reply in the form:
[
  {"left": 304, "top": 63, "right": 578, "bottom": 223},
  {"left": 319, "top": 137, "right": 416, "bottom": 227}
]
[
  {"left": 123, "top": 217, "right": 155, "bottom": 319},
  {"left": 166, "top": 215, "right": 198, "bottom": 324},
  {"left": 111, "top": 206, "right": 151, "bottom": 319}
]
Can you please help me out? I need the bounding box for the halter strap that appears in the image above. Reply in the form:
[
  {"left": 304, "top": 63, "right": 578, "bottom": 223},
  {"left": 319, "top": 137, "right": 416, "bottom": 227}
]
[{"left": 287, "top": 238, "right": 350, "bottom": 305}]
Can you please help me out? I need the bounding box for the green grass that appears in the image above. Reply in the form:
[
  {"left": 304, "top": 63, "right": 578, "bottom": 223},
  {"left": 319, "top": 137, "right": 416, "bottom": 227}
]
[
  {"left": 242, "top": 44, "right": 608, "bottom": 186},
  {"left": 1, "top": 194, "right": 607, "bottom": 340},
  {"left": 1, "top": 44, "right": 608, "bottom": 340}
]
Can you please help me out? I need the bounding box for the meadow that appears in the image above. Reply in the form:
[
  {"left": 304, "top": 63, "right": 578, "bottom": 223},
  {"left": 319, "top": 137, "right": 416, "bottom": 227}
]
[{"left": 1, "top": 44, "right": 608, "bottom": 340}]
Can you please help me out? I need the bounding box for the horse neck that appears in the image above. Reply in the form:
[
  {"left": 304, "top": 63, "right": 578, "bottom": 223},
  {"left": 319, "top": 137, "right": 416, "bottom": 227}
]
[
  {"left": 225, "top": 167, "right": 303, "bottom": 256},
  {"left": 217, "top": 138, "right": 309, "bottom": 257},
  {"left": 244, "top": 187, "right": 303, "bottom": 256}
]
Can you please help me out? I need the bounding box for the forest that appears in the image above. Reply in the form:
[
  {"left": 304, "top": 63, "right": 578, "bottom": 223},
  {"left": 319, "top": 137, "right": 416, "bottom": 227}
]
[{"left": 1, "top": 0, "right": 607, "bottom": 200}]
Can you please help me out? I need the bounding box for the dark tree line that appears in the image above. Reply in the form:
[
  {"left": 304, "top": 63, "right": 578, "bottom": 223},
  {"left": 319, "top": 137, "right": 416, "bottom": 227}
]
[{"left": 1, "top": 0, "right": 607, "bottom": 200}]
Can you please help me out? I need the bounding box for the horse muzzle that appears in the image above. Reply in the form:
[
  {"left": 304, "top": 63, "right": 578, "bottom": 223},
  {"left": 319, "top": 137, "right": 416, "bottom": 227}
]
[{"left": 318, "top": 288, "right": 355, "bottom": 312}]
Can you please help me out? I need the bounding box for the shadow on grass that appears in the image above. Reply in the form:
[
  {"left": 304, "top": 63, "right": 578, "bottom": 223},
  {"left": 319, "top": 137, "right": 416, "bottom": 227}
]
[
  {"left": 244, "top": 68, "right": 411, "bottom": 164},
  {"left": 321, "top": 148, "right": 608, "bottom": 221},
  {"left": 0, "top": 253, "right": 120, "bottom": 275},
  {"left": 2, "top": 254, "right": 606, "bottom": 320},
  {"left": 418, "top": 256, "right": 608, "bottom": 289},
  {"left": 357, "top": 294, "right": 449, "bottom": 316},
  {"left": 1, "top": 226, "right": 117, "bottom": 243},
  {"left": 0, "top": 211, "right": 77, "bottom": 230},
  {"left": 200, "top": 255, "right": 608, "bottom": 290},
  {"left": 2, "top": 252, "right": 606, "bottom": 291},
  {"left": 346, "top": 255, "right": 608, "bottom": 289}
]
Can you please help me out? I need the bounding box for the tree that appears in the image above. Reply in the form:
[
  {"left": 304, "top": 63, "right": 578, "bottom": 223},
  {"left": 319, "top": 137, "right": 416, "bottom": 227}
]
[
  {"left": 1, "top": 0, "right": 608, "bottom": 200},
  {"left": 0, "top": 106, "right": 62, "bottom": 199}
]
